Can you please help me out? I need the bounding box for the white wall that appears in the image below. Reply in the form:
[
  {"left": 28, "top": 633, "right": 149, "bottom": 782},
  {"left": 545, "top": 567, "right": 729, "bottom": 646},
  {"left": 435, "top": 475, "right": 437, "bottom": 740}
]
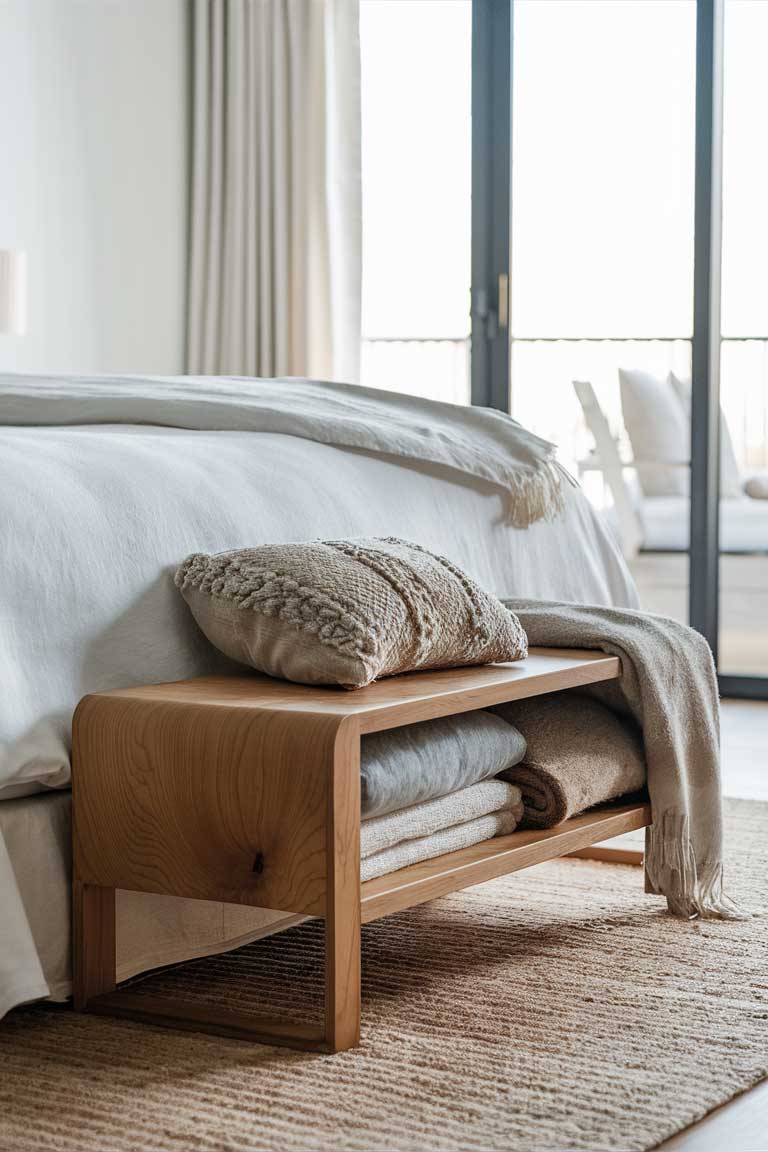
[{"left": 0, "top": 0, "right": 189, "bottom": 374}]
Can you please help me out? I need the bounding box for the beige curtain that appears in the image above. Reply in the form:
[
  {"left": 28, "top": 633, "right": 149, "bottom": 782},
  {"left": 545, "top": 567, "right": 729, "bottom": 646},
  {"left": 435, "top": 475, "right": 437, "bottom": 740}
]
[{"left": 186, "top": 0, "right": 361, "bottom": 382}]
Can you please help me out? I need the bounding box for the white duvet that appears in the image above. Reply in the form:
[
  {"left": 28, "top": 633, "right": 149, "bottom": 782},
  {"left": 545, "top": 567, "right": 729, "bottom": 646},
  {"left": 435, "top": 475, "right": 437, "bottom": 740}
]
[
  {"left": 1, "top": 425, "right": 635, "bottom": 795},
  {"left": 0, "top": 374, "right": 637, "bottom": 1017}
]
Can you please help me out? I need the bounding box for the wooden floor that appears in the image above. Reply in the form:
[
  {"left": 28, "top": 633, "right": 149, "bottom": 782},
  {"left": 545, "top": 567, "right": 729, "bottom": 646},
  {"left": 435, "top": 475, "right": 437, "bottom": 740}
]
[
  {"left": 655, "top": 1081, "right": 768, "bottom": 1152},
  {"left": 652, "top": 698, "right": 767, "bottom": 1151},
  {"left": 719, "top": 699, "right": 768, "bottom": 801}
]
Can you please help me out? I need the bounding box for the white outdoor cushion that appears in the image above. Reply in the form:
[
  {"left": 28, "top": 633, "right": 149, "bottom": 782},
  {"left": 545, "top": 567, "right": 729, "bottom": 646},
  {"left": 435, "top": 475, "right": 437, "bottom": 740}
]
[
  {"left": 619, "top": 368, "right": 689, "bottom": 497},
  {"left": 639, "top": 496, "right": 768, "bottom": 552},
  {"left": 668, "top": 372, "right": 743, "bottom": 500},
  {"left": 744, "top": 474, "right": 768, "bottom": 500},
  {"left": 619, "top": 368, "right": 744, "bottom": 500}
]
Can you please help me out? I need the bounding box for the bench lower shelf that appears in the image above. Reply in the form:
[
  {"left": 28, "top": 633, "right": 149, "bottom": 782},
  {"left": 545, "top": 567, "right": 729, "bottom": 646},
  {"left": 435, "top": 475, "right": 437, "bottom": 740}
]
[{"left": 361, "top": 801, "right": 649, "bottom": 922}]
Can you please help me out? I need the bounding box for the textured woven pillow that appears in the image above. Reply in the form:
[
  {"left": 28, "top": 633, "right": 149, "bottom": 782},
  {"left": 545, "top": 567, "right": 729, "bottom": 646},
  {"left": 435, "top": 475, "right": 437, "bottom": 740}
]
[{"left": 175, "top": 537, "right": 528, "bottom": 689}]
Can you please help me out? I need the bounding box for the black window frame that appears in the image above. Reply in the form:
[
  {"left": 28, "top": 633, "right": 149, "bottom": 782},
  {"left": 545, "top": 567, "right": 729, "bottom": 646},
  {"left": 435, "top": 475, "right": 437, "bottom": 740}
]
[{"left": 471, "top": 0, "right": 767, "bottom": 700}]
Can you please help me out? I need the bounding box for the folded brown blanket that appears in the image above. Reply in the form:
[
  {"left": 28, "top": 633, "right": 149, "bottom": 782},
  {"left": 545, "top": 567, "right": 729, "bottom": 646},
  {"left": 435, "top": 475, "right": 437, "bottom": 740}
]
[
  {"left": 493, "top": 692, "right": 647, "bottom": 829},
  {"left": 505, "top": 598, "right": 746, "bottom": 921}
]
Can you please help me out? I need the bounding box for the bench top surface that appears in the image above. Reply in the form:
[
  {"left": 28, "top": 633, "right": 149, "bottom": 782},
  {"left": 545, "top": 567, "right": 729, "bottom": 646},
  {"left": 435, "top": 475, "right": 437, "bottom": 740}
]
[{"left": 91, "top": 647, "right": 620, "bottom": 734}]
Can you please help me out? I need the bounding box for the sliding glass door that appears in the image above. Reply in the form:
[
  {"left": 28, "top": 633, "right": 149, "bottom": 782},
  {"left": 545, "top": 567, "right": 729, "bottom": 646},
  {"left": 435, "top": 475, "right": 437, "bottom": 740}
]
[
  {"left": 718, "top": 0, "right": 768, "bottom": 684},
  {"left": 503, "top": 0, "right": 766, "bottom": 697},
  {"left": 509, "top": 0, "right": 696, "bottom": 629}
]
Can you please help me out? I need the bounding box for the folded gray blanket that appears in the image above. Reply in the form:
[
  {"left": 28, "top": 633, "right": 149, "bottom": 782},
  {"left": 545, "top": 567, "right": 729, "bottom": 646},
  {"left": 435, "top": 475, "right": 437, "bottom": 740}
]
[
  {"left": 505, "top": 598, "right": 746, "bottom": 920},
  {"left": 361, "top": 710, "right": 526, "bottom": 818},
  {"left": 494, "top": 693, "right": 646, "bottom": 827}
]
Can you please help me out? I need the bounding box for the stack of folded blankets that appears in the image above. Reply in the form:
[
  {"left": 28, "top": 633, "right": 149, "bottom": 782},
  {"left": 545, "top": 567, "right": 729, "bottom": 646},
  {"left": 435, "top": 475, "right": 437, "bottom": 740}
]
[
  {"left": 360, "top": 693, "right": 647, "bottom": 879},
  {"left": 359, "top": 711, "right": 526, "bottom": 880}
]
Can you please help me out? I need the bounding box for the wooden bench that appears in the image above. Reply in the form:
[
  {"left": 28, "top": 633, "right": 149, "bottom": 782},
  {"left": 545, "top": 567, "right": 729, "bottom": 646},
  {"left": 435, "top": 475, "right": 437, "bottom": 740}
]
[{"left": 72, "top": 648, "right": 650, "bottom": 1053}]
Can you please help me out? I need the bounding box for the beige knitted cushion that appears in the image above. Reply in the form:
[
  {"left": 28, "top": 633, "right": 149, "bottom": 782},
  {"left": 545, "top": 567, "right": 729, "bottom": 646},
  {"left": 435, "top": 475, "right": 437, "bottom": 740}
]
[{"left": 175, "top": 537, "right": 528, "bottom": 689}]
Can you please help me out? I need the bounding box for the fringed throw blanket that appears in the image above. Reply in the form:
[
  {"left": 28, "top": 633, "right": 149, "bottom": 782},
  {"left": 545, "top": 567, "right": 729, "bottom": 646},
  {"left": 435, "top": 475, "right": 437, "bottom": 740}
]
[
  {"left": 493, "top": 694, "right": 646, "bottom": 827},
  {"left": 505, "top": 599, "right": 747, "bottom": 920},
  {"left": 0, "top": 374, "right": 564, "bottom": 528}
]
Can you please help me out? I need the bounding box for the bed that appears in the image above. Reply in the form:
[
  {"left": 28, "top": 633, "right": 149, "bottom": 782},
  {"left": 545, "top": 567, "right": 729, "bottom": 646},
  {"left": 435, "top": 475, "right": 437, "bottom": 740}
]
[{"left": 0, "top": 374, "right": 637, "bottom": 1020}]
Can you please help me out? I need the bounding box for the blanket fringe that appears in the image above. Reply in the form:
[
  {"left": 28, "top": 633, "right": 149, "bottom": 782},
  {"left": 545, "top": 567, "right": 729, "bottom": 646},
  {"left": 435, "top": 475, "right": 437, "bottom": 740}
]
[
  {"left": 644, "top": 811, "right": 750, "bottom": 920},
  {"left": 504, "top": 458, "right": 565, "bottom": 529}
]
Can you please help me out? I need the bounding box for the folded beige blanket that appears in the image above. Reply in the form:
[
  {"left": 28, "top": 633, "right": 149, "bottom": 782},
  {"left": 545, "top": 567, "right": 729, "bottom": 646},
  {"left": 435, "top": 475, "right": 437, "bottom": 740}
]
[
  {"left": 360, "top": 780, "right": 523, "bottom": 858},
  {"left": 506, "top": 598, "right": 746, "bottom": 920},
  {"left": 493, "top": 694, "right": 646, "bottom": 828},
  {"left": 361, "top": 810, "right": 519, "bottom": 882}
]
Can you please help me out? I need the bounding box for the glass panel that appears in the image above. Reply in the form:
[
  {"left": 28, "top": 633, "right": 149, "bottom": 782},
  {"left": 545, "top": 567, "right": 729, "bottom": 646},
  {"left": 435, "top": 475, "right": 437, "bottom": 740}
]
[
  {"left": 511, "top": 0, "right": 696, "bottom": 339},
  {"left": 721, "top": 3, "right": 768, "bottom": 338},
  {"left": 718, "top": 2, "right": 768, "bottom": 679},
  {"left": 359, "top": 0, "right": 471, "bottom": 401},
  {"left": 511, "top": 0, "right": 696, "bottom": 633},
  {"left": 511, "top": 341, "right": 692, "bottom": 475}
]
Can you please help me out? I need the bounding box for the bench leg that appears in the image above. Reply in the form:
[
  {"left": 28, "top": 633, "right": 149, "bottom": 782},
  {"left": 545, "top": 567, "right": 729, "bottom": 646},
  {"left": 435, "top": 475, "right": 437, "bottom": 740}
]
[
  {"left": 72, "top": 716, "right": 363, "bottom": 1052},
  {"left": 325, "top": 890, "right": 361, "bottom": 1052},
  {"left": 73, "top": 881, "right": 116, "bottom": 1009},
  {"left": 73, "top": 889, "right": 360, "bottom": 1052},
  {"left": 72, "top": 883, "right": 357, "bottom": 1050},
  {"left": 324, "top": 721, "right": 362, "bottom": 1052}
]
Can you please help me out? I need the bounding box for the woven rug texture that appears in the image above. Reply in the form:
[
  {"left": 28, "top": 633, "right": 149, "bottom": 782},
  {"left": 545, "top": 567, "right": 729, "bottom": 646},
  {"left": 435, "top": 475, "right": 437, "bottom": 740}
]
[{"left": 0, "top": 797, "right": 765, "bottom": 1152}]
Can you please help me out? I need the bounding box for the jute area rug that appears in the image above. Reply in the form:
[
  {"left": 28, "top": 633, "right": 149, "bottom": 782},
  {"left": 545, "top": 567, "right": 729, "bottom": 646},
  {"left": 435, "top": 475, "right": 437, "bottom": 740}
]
[{"left": 1, "top": 798, "right": 765, "bottom": 1152}]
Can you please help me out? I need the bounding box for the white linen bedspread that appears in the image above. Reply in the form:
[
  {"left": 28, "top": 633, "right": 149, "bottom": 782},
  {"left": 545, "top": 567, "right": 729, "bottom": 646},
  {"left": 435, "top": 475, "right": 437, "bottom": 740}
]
[
  {"left": 0, "top": 426, "right": 636, "bottom": 795},
  {"left": 0, "top": 385, "right": 637, "bottom": 1018},
  {"left": 1, "top": 373, "right": 564, "bottom": 527}
]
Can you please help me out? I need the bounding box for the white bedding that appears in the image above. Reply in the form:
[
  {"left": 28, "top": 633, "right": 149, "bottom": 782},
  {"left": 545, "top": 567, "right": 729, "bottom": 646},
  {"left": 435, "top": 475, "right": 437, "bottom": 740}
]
[
  {"left": 0, "top": 376, "right": 637, "bottom": 1018},
  {"left": 1, "top": 426, "right": 636, "bottom": 796}
]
